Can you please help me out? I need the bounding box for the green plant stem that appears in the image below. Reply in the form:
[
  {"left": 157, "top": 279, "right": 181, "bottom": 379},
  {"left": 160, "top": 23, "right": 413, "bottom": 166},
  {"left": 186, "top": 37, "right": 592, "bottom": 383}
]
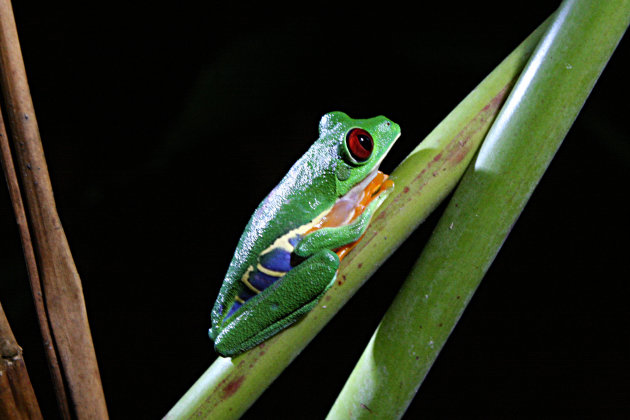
[
  {"left": 164, "top": 16, "right": 553, "bottom": 420},
  {"left": 327, "top": 1, "right": 630, "bottom": 418}
]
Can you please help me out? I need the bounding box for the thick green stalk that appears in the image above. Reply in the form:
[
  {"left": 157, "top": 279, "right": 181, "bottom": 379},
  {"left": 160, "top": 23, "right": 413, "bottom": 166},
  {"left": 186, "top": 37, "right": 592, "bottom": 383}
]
[
  {"left": 327, "top": 1, "right": 630, "bottom": 419},
  {"left": 164, "top": 16, "right": 553, "bottom": 420}
]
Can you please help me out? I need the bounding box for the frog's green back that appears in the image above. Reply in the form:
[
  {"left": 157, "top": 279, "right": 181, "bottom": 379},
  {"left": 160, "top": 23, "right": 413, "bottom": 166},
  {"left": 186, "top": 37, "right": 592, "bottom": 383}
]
[{"left": 211, "top": 138, "right": 338, "bottom": 320}]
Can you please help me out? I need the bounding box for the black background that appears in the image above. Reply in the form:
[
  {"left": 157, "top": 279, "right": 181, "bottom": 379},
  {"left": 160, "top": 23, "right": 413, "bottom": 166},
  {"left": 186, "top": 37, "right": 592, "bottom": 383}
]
[{"left": 1, "top": 1, "right": 629, "bottom": 418}]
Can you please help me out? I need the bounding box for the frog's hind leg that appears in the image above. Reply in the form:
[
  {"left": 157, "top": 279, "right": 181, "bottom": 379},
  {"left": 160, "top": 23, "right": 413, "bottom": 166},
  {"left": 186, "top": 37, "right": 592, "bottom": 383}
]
[
  {"left": 230, "top": 277, "right": 335, "bottom": 356},
  {"left": 213, "top": 249, "right": 339, "bottom": 357}
]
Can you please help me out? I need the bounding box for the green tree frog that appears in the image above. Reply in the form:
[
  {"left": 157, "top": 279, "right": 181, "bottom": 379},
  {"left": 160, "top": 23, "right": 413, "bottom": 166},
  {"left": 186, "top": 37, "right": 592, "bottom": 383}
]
[{"left": 209, "top": 112, "right": 401, "bottom": 356}]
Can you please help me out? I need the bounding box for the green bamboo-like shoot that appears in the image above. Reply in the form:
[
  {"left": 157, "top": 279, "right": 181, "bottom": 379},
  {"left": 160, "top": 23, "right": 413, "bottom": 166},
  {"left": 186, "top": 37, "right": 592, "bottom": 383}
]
[
  {"left": 164, "top": 17, "right": 554, "bottom": 419},
  {"left": 327, "top": 1, "right": 630, "bottom": 418}
]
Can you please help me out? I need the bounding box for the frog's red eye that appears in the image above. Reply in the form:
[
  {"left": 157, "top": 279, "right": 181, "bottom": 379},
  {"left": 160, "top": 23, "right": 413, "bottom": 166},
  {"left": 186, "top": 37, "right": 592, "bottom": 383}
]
[{"left": 346, "top": 128, "right": 373, "bottom": 162}]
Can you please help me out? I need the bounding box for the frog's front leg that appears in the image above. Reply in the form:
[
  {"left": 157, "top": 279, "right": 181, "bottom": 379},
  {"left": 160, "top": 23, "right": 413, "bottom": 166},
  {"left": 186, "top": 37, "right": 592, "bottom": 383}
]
[
  {"left": 213, "top": 249, "right": 339, "bottom": 357},
  {"left": 294, "top": 186, "right": 392, "bottom": 257}
]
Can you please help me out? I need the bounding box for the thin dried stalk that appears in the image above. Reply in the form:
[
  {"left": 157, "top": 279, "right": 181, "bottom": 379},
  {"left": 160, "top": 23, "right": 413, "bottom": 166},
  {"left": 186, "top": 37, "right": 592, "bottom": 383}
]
[
  {"left": 0, "top": 302, "right": 43, "bottom": 420},
  {"left": 0, "top": 99, "right": 71, "bottom": 418},
  {"left": 0, "top": 0, "right": 108, "bottom": 418}
]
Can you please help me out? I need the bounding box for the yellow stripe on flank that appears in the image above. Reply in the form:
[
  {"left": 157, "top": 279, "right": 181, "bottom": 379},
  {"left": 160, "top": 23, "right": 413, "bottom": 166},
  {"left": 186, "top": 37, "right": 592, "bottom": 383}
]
[
  {"left": 257, "top": 263, "right": 286, "bottom": 277},
  {"left": 260, "top": 228, "right": 299, "bottom": 254},
  {"left": 259, "top": 207, "right": 332, "bottom": 257},
  {"left": 240, "top": 265, "right": 261, "bottom": 293}
]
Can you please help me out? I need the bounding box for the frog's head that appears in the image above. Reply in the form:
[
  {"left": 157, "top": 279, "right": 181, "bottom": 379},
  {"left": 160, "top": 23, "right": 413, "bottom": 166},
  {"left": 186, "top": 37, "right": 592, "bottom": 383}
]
[{"left": 318, "top": 111, "right": 401, "bottom": 197}]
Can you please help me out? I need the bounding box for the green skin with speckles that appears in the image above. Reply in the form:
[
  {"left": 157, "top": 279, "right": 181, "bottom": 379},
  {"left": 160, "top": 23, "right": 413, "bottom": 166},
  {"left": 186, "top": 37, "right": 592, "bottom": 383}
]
[{"left": 210, "top": 112, "right": 401, "bottom": 356}]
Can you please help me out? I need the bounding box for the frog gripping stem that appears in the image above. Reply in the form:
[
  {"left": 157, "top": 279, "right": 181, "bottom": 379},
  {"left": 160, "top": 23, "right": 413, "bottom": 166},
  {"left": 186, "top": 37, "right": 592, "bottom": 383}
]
[{"left": 209, "top": 112, "right": 401, "bottom": 356}]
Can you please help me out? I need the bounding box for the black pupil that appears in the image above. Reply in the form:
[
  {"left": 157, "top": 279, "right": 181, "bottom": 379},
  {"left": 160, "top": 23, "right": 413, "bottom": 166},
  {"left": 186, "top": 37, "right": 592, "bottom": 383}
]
[{"left": 358, "top": 134, "right": 371, "bottom": 149}]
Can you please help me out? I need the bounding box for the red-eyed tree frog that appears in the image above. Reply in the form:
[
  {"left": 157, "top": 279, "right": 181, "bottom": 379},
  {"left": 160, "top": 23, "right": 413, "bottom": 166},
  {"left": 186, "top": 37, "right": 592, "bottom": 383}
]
[{"left": 209, "top": 112, "right": 401, "bottom": 356}]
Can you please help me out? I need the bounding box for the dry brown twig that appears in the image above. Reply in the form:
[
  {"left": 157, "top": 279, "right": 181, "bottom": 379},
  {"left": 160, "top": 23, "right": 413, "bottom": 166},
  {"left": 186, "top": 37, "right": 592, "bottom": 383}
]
[
  {"left": 0, "top": 0, "right": 109, "bottom": 418},
  {"left": 0, "top": 302, "right": 43, "bottom": 420},
  {"left": 0, "top": 98, "right": 63, "bottom": 419}
]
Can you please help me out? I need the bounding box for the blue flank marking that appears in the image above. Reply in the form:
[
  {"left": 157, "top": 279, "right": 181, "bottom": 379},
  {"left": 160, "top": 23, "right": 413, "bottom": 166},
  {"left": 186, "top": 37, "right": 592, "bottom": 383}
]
[
  {"left": 240, "top": 287, "right": 257, "bottom": 301},
  {"left": 226, "top": 301, "right": 242, "bottom": 319},
  {"left": 249, "top": 270, "right": 280, "bottom": 291},
  {"left": 225, "top": 234, "right": 303, "bottom": 319},
  {"left": 288, "top": 234, "right": 301, "bottom": 247},
  {"left": 259, "top": 248, "right": 292, "bottom": 272}
]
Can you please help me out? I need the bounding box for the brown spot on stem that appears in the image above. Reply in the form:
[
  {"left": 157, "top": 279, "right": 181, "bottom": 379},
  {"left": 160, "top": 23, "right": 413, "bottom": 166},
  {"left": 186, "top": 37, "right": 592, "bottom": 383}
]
[
  {"left": 450, "top": 143, "right": 471, "bottom": 165},
  {"left": 222, "top": 375, "right": 245, "bottom": 398},
  {"left": 360, "top": 403, "right": 373, "bottom": 414}
]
